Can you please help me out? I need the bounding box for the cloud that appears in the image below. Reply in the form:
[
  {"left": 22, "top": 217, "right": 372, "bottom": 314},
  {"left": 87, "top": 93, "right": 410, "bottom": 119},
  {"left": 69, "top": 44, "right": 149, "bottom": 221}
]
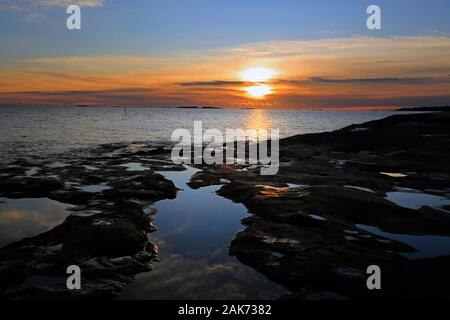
[
  {"left": 25, "top": 12, "right": 46, "bottom": 23},
  {"left": 1, "top": 87, "right": 154, "bottom": 96},
  {"left": 0, "top": 3, "right": 23, "bottom": 11},
  {"left": 0, "top": 0, "right": 105, "bottom": 11},
  {"left": 280, "top": 76, "right": 450, "bottom": 85},
  {"left": 275, "top": 93, "right": 450, "bottom": 109},
  {"left": 178, "top": 80, "right": 246, "bottom": 87},
  {"left": 0, "top": 87, "right": 195, "bottom": 106},
  {"left": 33, "top": 0, "right": 105, "bottom": 8},
  {"left": 317, "top": 30, "right": 338, "bottom": 35},
  {"left": 179, "top": 75, "right": 450, "bottom": 91},
  {"left": 176, "top": 76, "right": 449, "bottom": 88}
]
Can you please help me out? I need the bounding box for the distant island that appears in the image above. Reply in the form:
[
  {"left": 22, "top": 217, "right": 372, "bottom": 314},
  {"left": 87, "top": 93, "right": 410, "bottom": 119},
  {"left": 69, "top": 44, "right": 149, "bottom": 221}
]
[
  {"left": 75, "top": 105, "right": 224, "bottom": 109},
  {"left": 397, "top": 106, "right": 450, "bottom": 112},
  {"left": 77, "top": 105, "right": 129, "bottom": 108},
  {"left": 74, "top": 105, "right": 450, "bottom": 112},
  {"left": 176, "top": 106, "right": 222, "bottom": 109}
]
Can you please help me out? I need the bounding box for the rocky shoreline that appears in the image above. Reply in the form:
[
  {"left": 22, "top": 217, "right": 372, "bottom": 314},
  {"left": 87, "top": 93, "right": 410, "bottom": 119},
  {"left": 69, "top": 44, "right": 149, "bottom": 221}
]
[
  {"left": 1, "top": 111, "right": 450, "bottom": 299},
  {"left": 191, "top": 111, "right": 450, "bottom": 299},
  {"left": 0, "top": 145, "right": 181, "bottom": 299}
]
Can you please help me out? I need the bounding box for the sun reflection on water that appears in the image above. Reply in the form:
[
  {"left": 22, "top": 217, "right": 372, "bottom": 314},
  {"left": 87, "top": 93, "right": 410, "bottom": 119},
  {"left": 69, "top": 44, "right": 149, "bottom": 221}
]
[{"left": 244, "top": 109, "right": 273, "bottom": 133}]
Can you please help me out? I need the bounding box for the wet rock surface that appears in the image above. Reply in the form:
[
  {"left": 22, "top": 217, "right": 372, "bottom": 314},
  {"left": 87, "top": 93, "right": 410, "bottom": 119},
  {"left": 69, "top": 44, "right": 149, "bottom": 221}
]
[
  {"left": 0, "top": 144, "right": 179, "bottom": 299},
  {"left": 191, "top": 111, "right": 450, "bottom": 299}
]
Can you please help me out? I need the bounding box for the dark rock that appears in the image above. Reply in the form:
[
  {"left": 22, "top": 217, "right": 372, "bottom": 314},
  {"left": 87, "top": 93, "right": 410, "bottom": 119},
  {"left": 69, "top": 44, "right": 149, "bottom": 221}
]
[
  {"left": 50, "top": 189, "right": 94, "bottom": 205},
  {"left": 303, "top": 186, "right": 450, "bottom": 235}
]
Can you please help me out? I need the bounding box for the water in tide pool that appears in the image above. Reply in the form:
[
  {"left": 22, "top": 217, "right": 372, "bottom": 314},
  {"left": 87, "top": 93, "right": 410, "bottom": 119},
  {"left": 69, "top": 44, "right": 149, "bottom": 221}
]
[
  {"left": 119, "top": 167, "right": 289, "bottom": 300},
  {"left": 0, "top": 105, "right": 398, "bottom": 163},
  {"left": 0, "top": 198, "right": 73, "bottom": 247}
]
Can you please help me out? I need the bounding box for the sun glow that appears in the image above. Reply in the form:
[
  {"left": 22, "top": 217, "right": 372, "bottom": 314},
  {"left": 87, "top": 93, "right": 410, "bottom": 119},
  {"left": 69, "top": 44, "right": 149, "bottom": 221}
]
[
  {"left": 240, "top": 67, "right": 275, "bottom": 83},
  {"left": 246, "top": 85, "right": 273, "bottom": 98},
  {"left": 240, "top": 67, "right": 276, "bottom": 98}
]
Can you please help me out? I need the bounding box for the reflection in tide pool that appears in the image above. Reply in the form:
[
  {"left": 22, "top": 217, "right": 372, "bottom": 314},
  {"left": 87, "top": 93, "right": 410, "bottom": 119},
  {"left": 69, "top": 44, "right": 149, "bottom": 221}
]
[
  {"left": 120, "top": 167, "right": 289, "bottom": 300},
  {"left": 80, "top": 184, "right": 112, "bottom": 193},
  {"left": 0, "top": 198, "right": 73, "bottom": 248},
  {"left": 387, "top": 187, "right": 450, "bottom": 212},
  {"left": 356, "top": 224, "right": 450, "bottom": 260},
  {"left": 120, "top": 162, "right": 149, "bottom": 172}
]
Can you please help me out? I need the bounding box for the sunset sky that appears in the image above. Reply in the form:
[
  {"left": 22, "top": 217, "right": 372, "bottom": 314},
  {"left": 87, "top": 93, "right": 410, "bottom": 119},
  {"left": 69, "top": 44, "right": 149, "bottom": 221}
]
[{"left": 1, "top": 0, "right": 450, "bottom": 109}]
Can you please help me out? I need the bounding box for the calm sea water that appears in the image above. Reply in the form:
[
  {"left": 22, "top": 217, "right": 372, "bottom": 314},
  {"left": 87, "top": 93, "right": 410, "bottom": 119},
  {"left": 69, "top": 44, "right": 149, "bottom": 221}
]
[{"left": 0, "top": 105, "right": 398, "bottom": 163}]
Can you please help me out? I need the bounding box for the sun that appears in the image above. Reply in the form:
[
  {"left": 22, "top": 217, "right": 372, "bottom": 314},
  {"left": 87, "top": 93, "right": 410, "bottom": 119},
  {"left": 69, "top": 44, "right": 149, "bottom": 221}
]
[
  {"left": 240, "top": 67, "right": 275, "bottom": 83},
  {"left": 240, "top": 67, "right": 276, "bottom": 98},
  {"left": 246, "top": 85, "right": 273, "bottom": 98}
]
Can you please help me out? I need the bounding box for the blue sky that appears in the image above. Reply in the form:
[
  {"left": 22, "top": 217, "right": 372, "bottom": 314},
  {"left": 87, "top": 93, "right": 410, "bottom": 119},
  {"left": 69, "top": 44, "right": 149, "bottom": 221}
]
[{"left": 1, "top": 0, "right": 450, "bottom": 58}]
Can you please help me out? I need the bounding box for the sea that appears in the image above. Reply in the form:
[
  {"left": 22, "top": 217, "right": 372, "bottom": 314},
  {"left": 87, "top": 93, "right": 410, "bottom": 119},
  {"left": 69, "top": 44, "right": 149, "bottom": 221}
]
[{"left": 0, "top": 105, "right": 399, "bottom": 163}]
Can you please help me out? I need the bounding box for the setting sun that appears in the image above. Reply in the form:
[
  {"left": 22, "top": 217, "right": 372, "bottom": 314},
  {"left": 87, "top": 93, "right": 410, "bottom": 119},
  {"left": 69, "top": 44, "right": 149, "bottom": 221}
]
[
  {"left": 246, "top": 85, "right": 273, "bottom": 98},
  {"left": 240, "top": 67, "right": 275, "bottom": 83},
  {"left": 241, "top": 67, "right": 276, "bottom": 98}
]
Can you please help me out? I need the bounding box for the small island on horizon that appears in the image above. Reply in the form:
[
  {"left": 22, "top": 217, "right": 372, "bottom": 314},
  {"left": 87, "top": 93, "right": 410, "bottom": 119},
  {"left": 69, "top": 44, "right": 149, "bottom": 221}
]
[{"left": 72, "top": 104, "right": 450, "bottom": 112}]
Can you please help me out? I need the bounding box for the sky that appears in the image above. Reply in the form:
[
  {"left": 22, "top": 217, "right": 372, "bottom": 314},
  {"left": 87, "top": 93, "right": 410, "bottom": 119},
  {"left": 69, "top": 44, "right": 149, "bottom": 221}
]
[{"left": 1, "top": 0, "right": 450, "bottom": 109}]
